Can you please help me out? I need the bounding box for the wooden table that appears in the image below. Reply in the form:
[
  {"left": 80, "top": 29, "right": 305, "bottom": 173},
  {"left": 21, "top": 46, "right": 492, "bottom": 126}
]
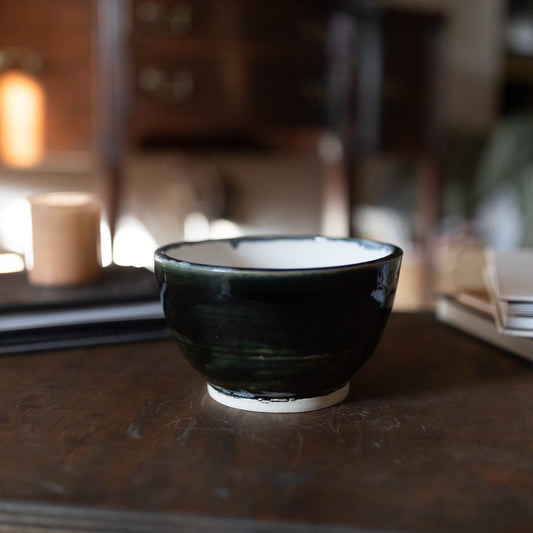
[{"left": 1, "top": 313, "right": 532, "bottom": 532}]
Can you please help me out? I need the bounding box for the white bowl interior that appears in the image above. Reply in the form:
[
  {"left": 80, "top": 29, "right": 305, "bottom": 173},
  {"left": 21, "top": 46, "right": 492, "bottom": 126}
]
[{"left": 165, "top": 238, "right": 394, "bottom": 269}]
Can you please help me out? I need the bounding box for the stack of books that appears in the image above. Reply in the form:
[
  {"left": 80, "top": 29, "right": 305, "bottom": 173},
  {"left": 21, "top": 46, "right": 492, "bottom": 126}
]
[
  {"left": 436, "top": 248, "right": 533, "bottom": 363},
  {"left": 0, "top": 265, "right": 170, "bottom": 355},
  {"left": 484, "top": 249, "right": 533, "bottom": 337}
]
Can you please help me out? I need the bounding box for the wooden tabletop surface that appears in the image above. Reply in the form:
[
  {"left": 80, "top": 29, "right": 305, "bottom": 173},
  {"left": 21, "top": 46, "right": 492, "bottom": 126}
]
[{"left": 0, "top": 312, "right": 532, "bottom": 532}]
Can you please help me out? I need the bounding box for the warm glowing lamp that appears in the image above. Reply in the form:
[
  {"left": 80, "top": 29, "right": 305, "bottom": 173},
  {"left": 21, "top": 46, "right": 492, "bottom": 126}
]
[{"left": 0, "top": 70, "right": 44, "bottom": 167}]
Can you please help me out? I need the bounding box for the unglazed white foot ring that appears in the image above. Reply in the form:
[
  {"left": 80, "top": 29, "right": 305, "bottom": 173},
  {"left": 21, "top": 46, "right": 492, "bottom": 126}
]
[{"left": 207, "top": 382, "right": 350, "bottom": 413}]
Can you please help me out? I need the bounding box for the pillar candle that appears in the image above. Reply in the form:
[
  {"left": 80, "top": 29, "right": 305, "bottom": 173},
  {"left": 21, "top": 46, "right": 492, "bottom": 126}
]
[
  {"left": 28, "top": 192, "right": 101, "bottom": 286},
  {"left": 0, "top": 71, "right": 44, "bottom": 168}
]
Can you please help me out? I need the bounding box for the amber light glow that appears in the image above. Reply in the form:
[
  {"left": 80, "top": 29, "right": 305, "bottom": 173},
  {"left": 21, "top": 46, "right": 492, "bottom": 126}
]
[{"left": 0, "top": 71, "right": 44, "bottom": 167}]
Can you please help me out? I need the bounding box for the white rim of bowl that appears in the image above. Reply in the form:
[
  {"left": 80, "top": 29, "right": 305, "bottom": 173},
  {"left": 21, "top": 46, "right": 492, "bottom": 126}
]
[{"left": 155, "top": 236, "right": 402, "bottom": 273}]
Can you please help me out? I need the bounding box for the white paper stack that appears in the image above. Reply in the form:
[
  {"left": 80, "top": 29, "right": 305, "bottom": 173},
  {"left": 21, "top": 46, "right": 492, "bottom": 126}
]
[{"left": 485, "top": 248, "right": 533, "bottom": 337}]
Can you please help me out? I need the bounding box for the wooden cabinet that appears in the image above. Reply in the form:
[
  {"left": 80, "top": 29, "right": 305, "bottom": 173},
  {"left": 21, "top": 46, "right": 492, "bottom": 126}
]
[
  {"left": 127, "top": 0, "right": 333, "bottom": 147},
  {"left": 0, "top": 0, "right": 333, "bottom": 162}
]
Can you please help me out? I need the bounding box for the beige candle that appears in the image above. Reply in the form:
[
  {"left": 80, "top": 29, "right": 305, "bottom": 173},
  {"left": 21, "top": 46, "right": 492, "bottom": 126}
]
[
  {"left": 0, "top": 71, "right": 44, "bottom": 168},
  {"left": 28, "top": 192, "right": 101, "bottom": 286}
]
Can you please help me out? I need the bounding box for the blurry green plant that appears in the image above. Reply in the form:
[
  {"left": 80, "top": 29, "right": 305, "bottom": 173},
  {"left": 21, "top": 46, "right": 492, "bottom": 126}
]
[
  {"left": 474, "top": 113, "right": 533, "bottom": 246},
  {"left": 442, "top": 113, "right": 533, "bottom": 246}
]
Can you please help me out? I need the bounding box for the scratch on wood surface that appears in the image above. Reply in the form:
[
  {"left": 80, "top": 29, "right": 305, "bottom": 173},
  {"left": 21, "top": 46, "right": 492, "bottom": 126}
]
[
  {"left": 139, "top": 400, "right": 171, "bottom": 417},
  {"left": 328, "top": 418, "right": 342, "bottom": 437},
  {"left": 175, "top": 417, "right": 196, "bottom": 445},
  {"left": 355, "top": 425, "right": 364, "bottom": 454},
  {"left": 39, "top": 480, "right": 66, "bottom": 495},
  {"left": 294, "top": 427, "right": 304, "bottom": 464},
  {"left": 393, "top": 433, "right": 440, "bottom": 465},
  {"left": 387, "top": 417, "right": 401, "bottom": 431},
  {"left": 3, "top": 471, "right": 66, "bottom": 496},
  {"left": 126, "top": 422, "right": 142, "bottom": 439},
  {"left": 23, "top": 402, "right": 63, "bottom": 432},
  {"left": 200, "top": 391, "right": 210, "bottom": 409},
  {"left": 172, "top": 399, "right": 197, "bottom": 445}
]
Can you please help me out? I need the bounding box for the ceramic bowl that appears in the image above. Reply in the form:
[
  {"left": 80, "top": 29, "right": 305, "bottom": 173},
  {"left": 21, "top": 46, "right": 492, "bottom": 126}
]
[{"left": 154, "top": 236, "right": 402, "bottom": 413}]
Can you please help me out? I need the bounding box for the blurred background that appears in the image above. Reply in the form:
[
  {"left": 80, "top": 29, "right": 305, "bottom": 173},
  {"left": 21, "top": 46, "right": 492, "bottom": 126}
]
[{"left": 0, "top": 0, "right": 532, "bottom": 309}]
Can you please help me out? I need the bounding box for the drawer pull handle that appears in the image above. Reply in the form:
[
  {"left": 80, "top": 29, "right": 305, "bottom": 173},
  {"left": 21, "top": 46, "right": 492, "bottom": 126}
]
[
  {"left": 138, "top": 67, "right": 195, "bottom": 103},
  {"left": 136, "top": 1, "right": 193, "bottom": 37}
]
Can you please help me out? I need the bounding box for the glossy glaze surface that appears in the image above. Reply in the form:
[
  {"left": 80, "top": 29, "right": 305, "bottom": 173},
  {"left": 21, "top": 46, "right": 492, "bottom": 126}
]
[{"left": 154, "top": 236, "right": 402, "bottom": 401}]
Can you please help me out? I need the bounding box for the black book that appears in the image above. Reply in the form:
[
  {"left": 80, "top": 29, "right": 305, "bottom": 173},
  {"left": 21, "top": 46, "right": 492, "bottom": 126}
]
[{"left": 0, "top": 265, "right": 170, "bottom": 354}]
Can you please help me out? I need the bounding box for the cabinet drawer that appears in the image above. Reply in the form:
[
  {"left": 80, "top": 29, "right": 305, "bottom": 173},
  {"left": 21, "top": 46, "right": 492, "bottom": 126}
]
[
  {"left": 131, "top": 55, "right": 241, "bottom": 143},
  {"left": 134, "top": 52, "right": 234, "bottom": 107},
  {"left": 131, "top": 54, "right": 326, "bottom": 141},
  {"left": 129, "top": 0, "right": 332, "bottom": 145},
  {"left": 132, "top": 0, "right": 329, "bottom": 49}
]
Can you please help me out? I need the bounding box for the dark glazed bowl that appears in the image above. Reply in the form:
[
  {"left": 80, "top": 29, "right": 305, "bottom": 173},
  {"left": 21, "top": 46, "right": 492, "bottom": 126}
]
[{"left": 154, "top": 236, "right": 402, "bottom": 412}]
